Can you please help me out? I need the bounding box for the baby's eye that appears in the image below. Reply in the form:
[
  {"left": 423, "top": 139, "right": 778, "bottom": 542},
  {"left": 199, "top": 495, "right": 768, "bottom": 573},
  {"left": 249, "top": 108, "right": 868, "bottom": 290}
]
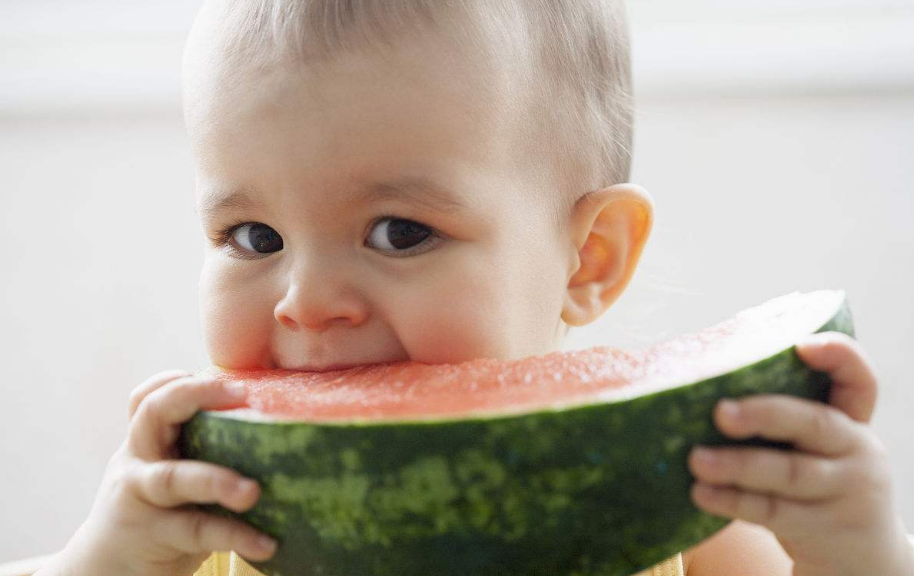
[
  {"left": 365, "top": 217, "right": 439, "bottom": 256},
  {"left": 229, "top": 222, "right": 283, "bottom": 255}
]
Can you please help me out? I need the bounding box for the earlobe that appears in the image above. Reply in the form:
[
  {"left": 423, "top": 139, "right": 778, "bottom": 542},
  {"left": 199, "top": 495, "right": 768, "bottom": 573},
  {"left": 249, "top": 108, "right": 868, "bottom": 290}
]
[{"left": 561, "top": 184, "right": 653, "bottom": 327}]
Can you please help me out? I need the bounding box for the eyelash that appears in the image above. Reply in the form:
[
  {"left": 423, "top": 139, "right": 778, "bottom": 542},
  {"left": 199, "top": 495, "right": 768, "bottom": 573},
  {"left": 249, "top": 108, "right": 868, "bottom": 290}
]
[
  {"left": 210, "top": 218, "right": 257, "bottom": 260},
  {"left": 209, "top": 215, "right": 442, "bottom": 259}
]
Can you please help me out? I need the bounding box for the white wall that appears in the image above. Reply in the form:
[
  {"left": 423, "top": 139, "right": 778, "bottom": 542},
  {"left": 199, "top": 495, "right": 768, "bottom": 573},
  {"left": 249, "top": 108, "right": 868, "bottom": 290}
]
[{"left": 2, "top": 0, "right": 913, "bottom": 564}]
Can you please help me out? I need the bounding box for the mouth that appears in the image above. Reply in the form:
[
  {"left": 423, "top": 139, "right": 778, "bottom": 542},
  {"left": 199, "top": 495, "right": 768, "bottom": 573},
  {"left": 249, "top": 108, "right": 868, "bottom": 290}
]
[{"left": 283, "top": 362, "right": 365, "bottom": 373}]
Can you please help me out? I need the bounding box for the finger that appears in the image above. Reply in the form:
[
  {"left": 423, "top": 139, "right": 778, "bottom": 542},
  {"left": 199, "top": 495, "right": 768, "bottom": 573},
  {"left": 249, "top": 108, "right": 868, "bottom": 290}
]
[
  {"left": 129, "top": 377, "right": 247, "bottom": 461},
  {"left": 156, "top": 507, "right": 278, "bottom": 562},
  {"left": 691, "top": 483, "right": 819, "bottom": 538},
  {"left": 795, "top": 331, "right": 879, "bottom": 423},
  {"left": 128, "top": 370, "right": 193, "bottom": 421},
  {"left": 689, "top": 445, "right": 845, "bottom": 500},
  {"left": 713, "top": 395, "right": 862, "bottom": 457},
  {"left": 136, "top": 459, "right": 262, "bottom": 513}
]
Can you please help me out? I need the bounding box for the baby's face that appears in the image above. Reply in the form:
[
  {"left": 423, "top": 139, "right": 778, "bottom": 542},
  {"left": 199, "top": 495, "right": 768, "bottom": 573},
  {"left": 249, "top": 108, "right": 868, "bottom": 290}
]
[{"left": 184, "top": 24, "right": 578, "bottom": 370}]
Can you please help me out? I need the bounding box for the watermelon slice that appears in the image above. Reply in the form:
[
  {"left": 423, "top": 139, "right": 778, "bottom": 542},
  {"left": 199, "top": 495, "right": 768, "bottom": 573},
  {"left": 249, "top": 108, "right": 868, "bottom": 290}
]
[{"left": 178, "top": 289, "right": 853, "bottom": 576}]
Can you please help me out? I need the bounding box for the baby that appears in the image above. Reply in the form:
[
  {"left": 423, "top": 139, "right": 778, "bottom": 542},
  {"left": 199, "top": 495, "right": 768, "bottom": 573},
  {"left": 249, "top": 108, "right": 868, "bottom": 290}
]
[{"left": 35, "top": 0, "right": 914, "bottom": 575}]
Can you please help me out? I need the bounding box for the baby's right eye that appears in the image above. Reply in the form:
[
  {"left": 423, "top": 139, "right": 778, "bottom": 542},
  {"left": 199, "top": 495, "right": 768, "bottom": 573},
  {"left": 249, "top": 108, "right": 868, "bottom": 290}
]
[{"left": 224, "top": 222, "right": 283, "bottom": 256}]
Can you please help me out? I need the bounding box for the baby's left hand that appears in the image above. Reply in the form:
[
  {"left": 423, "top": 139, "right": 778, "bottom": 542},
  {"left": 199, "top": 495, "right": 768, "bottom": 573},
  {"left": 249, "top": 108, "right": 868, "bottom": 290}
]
[{"left": 687, "top": 331, "right": 914, "bottom": 576}]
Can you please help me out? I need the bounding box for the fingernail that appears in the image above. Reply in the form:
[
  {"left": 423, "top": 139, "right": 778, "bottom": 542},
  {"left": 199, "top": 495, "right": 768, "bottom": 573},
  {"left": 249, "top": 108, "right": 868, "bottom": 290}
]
[
  {"left": 227, "top": 382, "right": 247, "bottom": 396},
  {"left": 257, "top": 535, "right": 277, "bottom": 553},
  {"left": 236, "top": 479, "right": 257, "bottom": 496},
  {"left": 719, "top": 400, "right": 741, "bottom": 420},
  {"left": 693, "top": 446, "right": 718, "bottom": 466}
]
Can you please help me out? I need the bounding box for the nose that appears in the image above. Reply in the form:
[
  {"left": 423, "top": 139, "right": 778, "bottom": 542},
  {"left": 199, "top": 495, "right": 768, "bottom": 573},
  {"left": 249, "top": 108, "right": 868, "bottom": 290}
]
[{"left": 274, "top": 268, "right": 369, "bottom": 333}]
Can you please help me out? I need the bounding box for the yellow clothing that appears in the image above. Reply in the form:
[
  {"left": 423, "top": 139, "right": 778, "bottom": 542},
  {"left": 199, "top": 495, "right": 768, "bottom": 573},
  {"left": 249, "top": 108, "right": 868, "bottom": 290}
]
[
  {"left": 194, "top": 550, "right": 685, "bottom": 576},
  {"left": 633, "top": 553, "right": 686, "bottom": 576},
  {"left": 194, "top": 551, "right": 262, "bottom": 576}
]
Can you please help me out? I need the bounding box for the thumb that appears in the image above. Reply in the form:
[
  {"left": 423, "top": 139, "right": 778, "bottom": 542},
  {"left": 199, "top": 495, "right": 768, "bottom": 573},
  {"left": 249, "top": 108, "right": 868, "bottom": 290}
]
[{"left": 795, "top": 331, "right": 878, "bottom": 423}]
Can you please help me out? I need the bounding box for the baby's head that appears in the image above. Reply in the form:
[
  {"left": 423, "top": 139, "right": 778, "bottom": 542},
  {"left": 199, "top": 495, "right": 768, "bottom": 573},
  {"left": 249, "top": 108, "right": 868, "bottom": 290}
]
[{"left": 183, "top": 0, "right": 653, "bottom": 370}]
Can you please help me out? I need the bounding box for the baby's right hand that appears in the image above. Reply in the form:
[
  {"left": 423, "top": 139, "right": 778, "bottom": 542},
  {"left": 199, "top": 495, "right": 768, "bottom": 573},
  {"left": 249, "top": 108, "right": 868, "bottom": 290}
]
[{"left": 49, "top": 370, "right": 277, "bottom": 576}]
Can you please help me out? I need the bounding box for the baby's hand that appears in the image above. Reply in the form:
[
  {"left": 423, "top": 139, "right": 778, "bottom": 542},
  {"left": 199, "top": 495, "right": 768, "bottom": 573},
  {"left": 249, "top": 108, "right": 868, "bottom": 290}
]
[
  {"left": 48, "top": 370, "right": 277, "bottom": 576},
  {"left": 687, "top": 332, "right": 914, "bottom": 576}
]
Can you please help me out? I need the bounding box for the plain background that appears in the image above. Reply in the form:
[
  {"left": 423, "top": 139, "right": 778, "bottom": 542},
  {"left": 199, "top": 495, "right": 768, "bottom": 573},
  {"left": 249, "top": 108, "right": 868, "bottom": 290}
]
[{"left": 1, "top": 0, "right": 913, "bottom": 563}]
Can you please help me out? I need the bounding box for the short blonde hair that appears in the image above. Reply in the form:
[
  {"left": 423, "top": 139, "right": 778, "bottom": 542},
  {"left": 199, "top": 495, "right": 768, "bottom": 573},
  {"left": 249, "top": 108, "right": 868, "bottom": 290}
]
[{"left": 193, "top": 0, "right": 632, "bottom": 227}]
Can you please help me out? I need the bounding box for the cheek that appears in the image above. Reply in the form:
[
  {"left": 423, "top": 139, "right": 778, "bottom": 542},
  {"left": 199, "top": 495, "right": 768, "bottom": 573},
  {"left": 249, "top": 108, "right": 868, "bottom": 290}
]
[
  {"left": 518, "top": 235, "right": 570, "bottom": 331},
  {"left": 501, "top": 234, "right": 569, "bottom": 357},
  {"left": 394, "top": 238, "right": 563, "bottom": 363},
  {"left": 398, "top": 278, "right": 508, "bottom": 363},
  {"left": 199, "top": 259, "right": 273, "bottom": 368}
]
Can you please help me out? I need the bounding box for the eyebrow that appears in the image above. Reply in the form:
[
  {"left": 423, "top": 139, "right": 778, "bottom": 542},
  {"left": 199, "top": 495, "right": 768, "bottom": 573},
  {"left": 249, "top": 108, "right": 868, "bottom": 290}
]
[
  {"left": 198, "top": 177, "right": 468, "bottom": 218},
  {"left": 198, "top": 188, "right": 261, "bottom": 218}
]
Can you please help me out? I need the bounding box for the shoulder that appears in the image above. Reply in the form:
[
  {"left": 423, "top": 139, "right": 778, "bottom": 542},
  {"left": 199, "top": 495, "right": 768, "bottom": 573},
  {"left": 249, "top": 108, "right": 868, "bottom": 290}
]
[{"left": 682, "top": 520, "right": 793, "bottom": 576}]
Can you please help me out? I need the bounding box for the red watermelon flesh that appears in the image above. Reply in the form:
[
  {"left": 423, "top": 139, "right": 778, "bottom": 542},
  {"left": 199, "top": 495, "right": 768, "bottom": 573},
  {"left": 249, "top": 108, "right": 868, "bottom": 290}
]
[{"left": 198, "top": 290, "right": 844, "bottom": 424}]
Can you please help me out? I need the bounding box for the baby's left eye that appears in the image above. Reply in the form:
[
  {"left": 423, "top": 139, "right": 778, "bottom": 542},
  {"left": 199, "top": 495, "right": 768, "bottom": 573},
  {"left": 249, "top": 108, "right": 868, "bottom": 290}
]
[{"left": 365, "top": 217, "right": 438, "bottom": 256}]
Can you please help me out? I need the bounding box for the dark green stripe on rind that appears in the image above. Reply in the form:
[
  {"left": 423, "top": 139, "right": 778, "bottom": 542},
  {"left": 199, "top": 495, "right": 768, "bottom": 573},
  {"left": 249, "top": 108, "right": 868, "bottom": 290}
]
[{"left": 178, "top": 294, "right": 854, "bottom": 576}]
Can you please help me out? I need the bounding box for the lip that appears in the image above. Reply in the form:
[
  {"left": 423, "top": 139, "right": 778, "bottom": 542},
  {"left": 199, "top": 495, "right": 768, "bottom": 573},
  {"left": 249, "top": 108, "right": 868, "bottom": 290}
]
[{"left": 283, "top": 363, "right": 364, "bottom": 373}]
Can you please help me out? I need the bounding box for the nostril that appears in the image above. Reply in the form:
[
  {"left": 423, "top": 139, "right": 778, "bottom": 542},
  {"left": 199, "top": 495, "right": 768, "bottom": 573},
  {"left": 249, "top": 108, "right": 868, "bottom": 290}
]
[{"left": 277, "top": 315, "right": 300, "bottom": 331}]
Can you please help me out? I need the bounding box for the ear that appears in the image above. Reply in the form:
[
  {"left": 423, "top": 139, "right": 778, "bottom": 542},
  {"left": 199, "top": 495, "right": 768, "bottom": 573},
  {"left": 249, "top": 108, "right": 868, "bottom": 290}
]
[{"left": 561, "top": 184, "right": 654, "bottom": 327}]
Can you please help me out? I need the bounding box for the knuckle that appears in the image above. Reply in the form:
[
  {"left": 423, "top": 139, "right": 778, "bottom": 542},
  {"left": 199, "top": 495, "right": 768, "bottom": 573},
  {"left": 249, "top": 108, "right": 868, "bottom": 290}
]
[
  {"left": 740, "top": 397, "right": 765, "bottom": 424},
  {"left": 809, "top": 405, "right": 836, "bottom": 439},
  {"left": 859, "top": 427, "right": 890, "bottom": 459},
  {"left": 189, "top": 511, "right": 209, "bottom": 549},
  {"left": 785, "top": 453, "right": 804, "bottom": 490},
  {"left": 134, "top": 391, "right": 161, "bottom": 422},
  {"left": 127, "top": 386, "right": 142, "bottom": 407},
  {"left": 153, "top": 369, "right": 194, "bottom": 386},
  {"left": 857, "top": 441, "right": 893, "bottom": 487},
  {"left": 233, "top": 523, "right": 257, "bottom": 548},
  {"left": 760, "top": 493, "right": 780, "bottom": 525},
  {"left": 729, "top": 450, "right": 750, "bottom": 483},
  {"left": 749, "top": 396, "right": 782, "bottom": 429},
  {"left": 157, "top": 460, "right": 180, "bottom": 495},
  {"left": 127, "top": 390, "right": 148, "bottom": 419},
  {"left": 193, "top": 513, "right": 252, "bottom": 555},
  {"left": 211, "top": 469, "right": 235, "bottom": 502},
  {"left": 219, "top": 379, "right": 239, "bottom": 394},
  {"left": 105, "top": 459, "right": 141, "bottom": 505},
  {"left": 108, "top": 464, "right": 133, "bottom": 496},
  {"left": 817, "top": 459, "right": 841, "bottom": 494},
  {"left": 129, "top": 371, "right": 189, "bottom": 409},
  {"left": 173, "top": 375, "right": 217, "bottom": 400},
  {"left": 179, "top": 374, "right": 212, "bottom": 388}
]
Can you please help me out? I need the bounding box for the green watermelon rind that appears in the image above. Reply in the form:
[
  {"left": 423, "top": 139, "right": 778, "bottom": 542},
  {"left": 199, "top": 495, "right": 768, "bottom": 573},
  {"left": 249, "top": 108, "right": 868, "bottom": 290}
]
[{"left": 178, "top": 292, "right": 853, "bottom": 576}]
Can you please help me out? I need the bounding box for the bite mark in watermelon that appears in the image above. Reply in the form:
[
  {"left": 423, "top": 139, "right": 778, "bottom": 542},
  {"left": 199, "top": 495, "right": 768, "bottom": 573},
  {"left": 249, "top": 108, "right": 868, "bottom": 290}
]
[{"left": 178, "top": 289, "right": 854, "bottom": 576}]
